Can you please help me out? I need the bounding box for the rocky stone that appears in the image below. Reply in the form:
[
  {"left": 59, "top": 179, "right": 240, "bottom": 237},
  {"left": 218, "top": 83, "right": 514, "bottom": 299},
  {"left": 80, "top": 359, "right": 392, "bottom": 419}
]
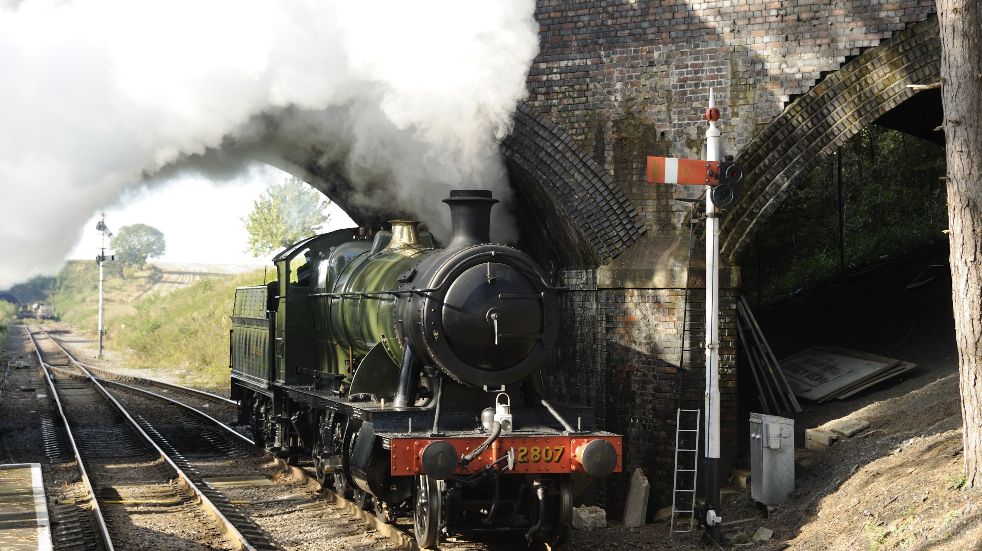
[
  {"left": 753, "top": 527, "right": 774, "bottom": 541},
  {"left": 827, "top": 418, "right": 870, "bottom": 437},
  {"left": 731, "top": 469, "right": 751, "bottom": 489},
  {"left": 654, "top": 506, "right": 674, "bottom": 523},
  {"left": 622, "top": 468, "right": 650, "bottom": 528},
  {"left": 730, "top": 533, "right": 751, "bottom": 544},
  {"left": 572, "top": 505, "right": 606, "bottom": 531}
]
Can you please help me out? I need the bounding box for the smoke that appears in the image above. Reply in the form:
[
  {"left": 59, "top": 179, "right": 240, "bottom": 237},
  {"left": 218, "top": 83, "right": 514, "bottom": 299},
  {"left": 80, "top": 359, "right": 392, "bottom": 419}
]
[{"left": 0, "top": 0, "right": 539, "bottom": 288}]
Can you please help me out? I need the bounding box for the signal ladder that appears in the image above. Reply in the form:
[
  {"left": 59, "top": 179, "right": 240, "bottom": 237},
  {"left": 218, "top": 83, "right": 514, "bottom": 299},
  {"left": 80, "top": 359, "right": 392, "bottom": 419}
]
[
  {"left": 671, "top": 200, "right": 705, "bottom": 538},
  {"left": 670, "top": 408, "right": 700, "bottom": 538}
]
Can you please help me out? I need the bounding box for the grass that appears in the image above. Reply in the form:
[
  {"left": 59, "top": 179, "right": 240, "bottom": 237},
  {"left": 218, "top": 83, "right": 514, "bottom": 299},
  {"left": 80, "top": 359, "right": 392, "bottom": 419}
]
[
  {"left": 2, "top": 260, "right": 267, "bottom": 393},
  {"left": 4, "top": 260, "right": 155, "bottom": 330},
  {"left": 945, "top": 473, "right": 968, "bottom": 491},
  {"left": 0, "top": 300, "right": 15, "bottom": 360},
  {"left": 106, "top": 269, "right": 266, "bottom": 391}
]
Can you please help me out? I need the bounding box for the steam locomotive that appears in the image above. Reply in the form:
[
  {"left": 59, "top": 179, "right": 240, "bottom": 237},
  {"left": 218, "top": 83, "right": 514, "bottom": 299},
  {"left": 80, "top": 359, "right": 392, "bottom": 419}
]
[{"left": 230, "top": 190, "right": 622, "bottom": 548}]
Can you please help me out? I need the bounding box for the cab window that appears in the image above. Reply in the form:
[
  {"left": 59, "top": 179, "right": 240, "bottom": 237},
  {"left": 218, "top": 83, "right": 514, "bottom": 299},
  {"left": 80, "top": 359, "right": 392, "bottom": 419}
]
[{"left": 290, "top": 249, "right": 312, "bottom": 288}]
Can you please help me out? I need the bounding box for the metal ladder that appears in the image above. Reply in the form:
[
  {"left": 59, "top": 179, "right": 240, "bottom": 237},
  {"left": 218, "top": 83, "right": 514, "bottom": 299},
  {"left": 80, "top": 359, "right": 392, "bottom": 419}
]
[{"left": 670, "top": 408, "right": 701, "bottom": 538}]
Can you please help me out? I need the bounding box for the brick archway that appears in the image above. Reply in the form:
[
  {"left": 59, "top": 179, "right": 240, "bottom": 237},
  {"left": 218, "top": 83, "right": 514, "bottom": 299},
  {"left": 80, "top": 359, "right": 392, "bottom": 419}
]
[
  {"left": 500, "top": 104, "right": 646, "bottom": 270},
  {"left": 720, "top": 15, "right": 942, "bottom": 261}
]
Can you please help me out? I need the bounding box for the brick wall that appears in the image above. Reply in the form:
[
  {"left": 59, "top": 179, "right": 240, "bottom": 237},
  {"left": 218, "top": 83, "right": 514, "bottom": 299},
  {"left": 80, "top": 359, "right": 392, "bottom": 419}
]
[
  {"left": 528, "top": 0, "right": 936, "bottom": 235},
  {"left": 544, "top": 269, "right": 738, "bottom": 516}
]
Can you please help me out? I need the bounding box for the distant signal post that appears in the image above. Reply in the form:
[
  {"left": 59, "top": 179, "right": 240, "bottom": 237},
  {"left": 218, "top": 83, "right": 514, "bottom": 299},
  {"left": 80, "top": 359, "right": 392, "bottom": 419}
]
[{"left": 95, "top": 215, "right": 114, "bottom": 360}]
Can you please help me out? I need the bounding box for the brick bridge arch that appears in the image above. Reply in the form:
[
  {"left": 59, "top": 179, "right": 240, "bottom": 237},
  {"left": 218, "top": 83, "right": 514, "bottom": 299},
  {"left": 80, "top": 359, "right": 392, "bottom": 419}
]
[
  {"left": 720, "top": 15, "right": 941, "bottom": 261},
  {"left": 501, "top": 104, "right": 646, "bottom": 270}
]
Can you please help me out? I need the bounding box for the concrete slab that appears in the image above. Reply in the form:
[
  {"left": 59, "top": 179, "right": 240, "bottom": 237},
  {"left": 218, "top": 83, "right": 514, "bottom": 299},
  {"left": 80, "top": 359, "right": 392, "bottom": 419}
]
[
  {"left": 827, "top": 418, "right": 870, "bottom": 437},
  {"left": 753, "top": 527, "right": 774, "bottom": 541},
  {"left": 731, "top": 469, "right": 751, "bottom": 489},
  {"left": 572, "top": 505, "right": 606, "bottom": 531},
  {"left": 805, "top": 429, "right": 839, "bottom": 451},
  {"left": 654, "top": 506, "right": 673, "bottom": 522},
  {"left": 0, "top": 464, "right": 52, "bottom": 551}
]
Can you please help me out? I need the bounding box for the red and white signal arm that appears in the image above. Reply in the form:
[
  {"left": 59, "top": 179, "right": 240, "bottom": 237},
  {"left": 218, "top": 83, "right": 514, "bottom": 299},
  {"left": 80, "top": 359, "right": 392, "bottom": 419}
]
[
  {"left": 647, "top": 156, "right": 746, "bottom": 209},
  {"left": 646, "top": 157, "right": 722, "bottom": 186}
]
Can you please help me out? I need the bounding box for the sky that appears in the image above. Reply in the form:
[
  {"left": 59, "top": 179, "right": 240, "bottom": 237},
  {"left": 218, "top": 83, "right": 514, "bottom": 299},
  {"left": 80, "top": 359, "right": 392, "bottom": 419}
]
[{"left": 68, "top": 164, "right": 353, "bottom": 266}]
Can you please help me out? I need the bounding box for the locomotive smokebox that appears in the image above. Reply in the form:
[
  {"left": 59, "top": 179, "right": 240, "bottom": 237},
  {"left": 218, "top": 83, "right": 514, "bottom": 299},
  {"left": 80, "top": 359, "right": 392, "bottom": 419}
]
[{"left": 443, "top": 190, "right": 499, "bottom": 249}]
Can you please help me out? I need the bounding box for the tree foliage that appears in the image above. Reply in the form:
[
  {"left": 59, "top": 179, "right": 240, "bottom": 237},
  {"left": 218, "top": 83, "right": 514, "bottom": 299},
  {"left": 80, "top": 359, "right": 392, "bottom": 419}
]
[
  {"left": 742, "top": 127, "right": 947, "bottom": 306},
  {"left": 242, "top": 177, "right": 331, "bottom": 257},
  {"left": 112, "top": 224, "right": 166, "bottom": 269}
]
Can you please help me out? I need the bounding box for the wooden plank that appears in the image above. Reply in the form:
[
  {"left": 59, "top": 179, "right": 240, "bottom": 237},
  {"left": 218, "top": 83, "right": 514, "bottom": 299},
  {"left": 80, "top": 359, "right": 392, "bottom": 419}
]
[
  {"left": 833, "top": 362, "right": 917, "bottom": 400},
  {"left": 738, "top": 297, "right": 802, "bottom": 412},
  {"left": 779, "top": 347, "right": 901, "bottom": 402}
]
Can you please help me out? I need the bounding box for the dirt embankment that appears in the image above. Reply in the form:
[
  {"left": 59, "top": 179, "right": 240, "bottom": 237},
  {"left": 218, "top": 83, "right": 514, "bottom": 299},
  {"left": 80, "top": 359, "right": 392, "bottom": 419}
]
[{"left": 731, "top": 242, "right": 981, "bottom": 550}]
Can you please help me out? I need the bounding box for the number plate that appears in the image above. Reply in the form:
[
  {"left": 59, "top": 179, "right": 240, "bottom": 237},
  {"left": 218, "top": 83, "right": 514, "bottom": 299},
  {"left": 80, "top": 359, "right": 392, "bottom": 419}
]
[{"left": 389, "top": 435, "right": 622, "bottom": 476}]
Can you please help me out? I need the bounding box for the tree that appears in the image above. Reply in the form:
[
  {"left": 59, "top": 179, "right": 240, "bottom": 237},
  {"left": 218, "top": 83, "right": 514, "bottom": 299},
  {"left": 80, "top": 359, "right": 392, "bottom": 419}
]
[
  {"left": 112, "top": 224, "right": 166, "bottom": 269},
  {"left": 938, "top": 0, "right": 982, "bottom": 488},
  {"left": 242, "top": 177, "right": 331, "bottom": 257}
]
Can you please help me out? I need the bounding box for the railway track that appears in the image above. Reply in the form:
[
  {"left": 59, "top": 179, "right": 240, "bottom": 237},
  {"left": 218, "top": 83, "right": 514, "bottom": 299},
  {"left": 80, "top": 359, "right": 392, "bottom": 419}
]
[
  {"left": 28, "top": 326, "right": 251, "bottom": 551},
  {"left": 29, "top": 326, "right": 429, "bottom": 551}
]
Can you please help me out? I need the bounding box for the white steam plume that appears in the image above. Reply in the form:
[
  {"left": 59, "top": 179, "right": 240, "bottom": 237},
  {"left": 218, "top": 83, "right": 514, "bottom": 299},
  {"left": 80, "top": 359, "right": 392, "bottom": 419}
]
[{"left": 0, "top": 0, "right": 539, "bottom": 288}]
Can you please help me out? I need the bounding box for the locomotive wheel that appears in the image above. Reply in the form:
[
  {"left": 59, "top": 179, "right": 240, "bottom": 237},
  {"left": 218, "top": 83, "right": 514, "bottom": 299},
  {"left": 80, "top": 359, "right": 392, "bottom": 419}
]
[
  {"left": 414, "top": 475, "right": 442, "bottom": 549},
  {"left": 352, "top": 488, "right": 369, "bottom": 510},
  {"left": 555, "top": 474, "right": 573, "bottom": 545},
  {"left": 333, "top": 472, "right": 351, "bottom": 499}
]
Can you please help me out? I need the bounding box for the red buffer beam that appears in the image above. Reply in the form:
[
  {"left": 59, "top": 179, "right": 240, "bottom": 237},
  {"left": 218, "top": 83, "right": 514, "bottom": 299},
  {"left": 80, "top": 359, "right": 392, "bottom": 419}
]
[{"left": 647, "top": 157, "right": 721, "bottom": 186}]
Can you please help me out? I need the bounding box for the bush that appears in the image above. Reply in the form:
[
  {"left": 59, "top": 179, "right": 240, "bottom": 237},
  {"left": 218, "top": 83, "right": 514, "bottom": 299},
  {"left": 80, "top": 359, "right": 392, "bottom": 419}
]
[{"left": 0, "top": 300, "right": 15, "bottom": 355}]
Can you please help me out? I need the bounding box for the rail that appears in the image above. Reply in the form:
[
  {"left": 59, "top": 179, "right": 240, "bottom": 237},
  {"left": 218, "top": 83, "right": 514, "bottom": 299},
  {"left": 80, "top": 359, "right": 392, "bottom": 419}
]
[
  {"left": 36, "top": 325, "right": 423, "bottom": 550},
  {"left": 40, "top": 330, "right": 235, "bottom": 406},
  {"left": 29, "top": 326, "right": 261, "bottom": 551},
  {"left": 25, "top": 326, "right": 115, "bottom": 551}
]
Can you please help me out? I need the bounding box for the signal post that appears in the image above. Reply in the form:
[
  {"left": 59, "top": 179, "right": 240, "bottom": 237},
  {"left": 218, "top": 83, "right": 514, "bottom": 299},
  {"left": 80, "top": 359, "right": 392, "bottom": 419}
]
[{"left": 645, "top": 90, "right": 744, "bottom": 546}]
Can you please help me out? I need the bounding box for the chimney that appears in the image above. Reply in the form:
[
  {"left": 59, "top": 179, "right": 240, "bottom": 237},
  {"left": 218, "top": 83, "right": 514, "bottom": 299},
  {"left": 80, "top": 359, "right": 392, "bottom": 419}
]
[{"left": 442, "top": 190, "right": 499, "bottom": 249}]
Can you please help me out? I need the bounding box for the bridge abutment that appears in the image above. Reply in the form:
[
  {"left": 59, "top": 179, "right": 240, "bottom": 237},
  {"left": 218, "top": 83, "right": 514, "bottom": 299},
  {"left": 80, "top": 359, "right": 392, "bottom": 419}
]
[{"left": 518, "top": 0, "right": 939, "bottom": 518}]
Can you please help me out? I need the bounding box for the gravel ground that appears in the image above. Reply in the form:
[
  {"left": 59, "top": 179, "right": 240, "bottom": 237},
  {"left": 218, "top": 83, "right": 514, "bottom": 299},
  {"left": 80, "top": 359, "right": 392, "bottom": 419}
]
[
  {"left": 0, "top": 327, "right": 99, "bottom": 550},
  {"left": 105, "top": 373, "right": 413, "bottom": 551}
]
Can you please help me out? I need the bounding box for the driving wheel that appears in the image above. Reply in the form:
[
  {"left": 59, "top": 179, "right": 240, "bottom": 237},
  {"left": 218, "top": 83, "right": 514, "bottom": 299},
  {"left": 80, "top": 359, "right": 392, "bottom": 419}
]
[
  {"left": 414, "top": 475, "right": 441, "bottom": 549},
  {"left": 311, "top": 441, "right": 328, "bottom": 485},
  {"left": 555, "top": 474, "right": 573, "bottom": 545},
  {"left": 333, "top": 471, "right": 351, "bottom": 499}
]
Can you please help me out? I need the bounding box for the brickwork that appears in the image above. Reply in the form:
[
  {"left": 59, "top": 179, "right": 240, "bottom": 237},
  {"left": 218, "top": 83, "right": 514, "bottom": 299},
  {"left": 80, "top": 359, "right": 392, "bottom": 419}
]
[
  {"left": 526, "top": 0, "right": 936, "bottom": 237},
  {"left": 720, "top": 14, "right": 941, "bottom": 258},
  {"left": 502, "top": 105, "right": 647, "bottom": 269},
  {"left": 544, "top": 268, "right": 738, "bottom": 516}
]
